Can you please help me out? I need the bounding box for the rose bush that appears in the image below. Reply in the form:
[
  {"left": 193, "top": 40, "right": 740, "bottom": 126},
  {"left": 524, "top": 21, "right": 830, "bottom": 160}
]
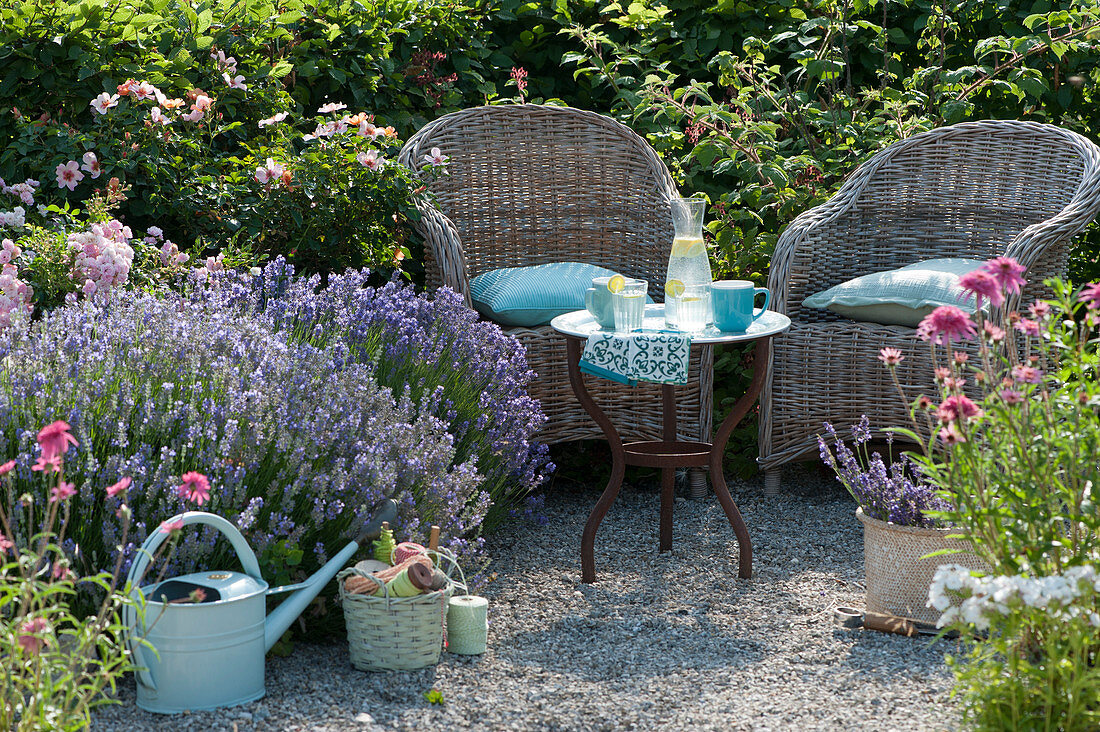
[{"left": 5, "top": 58, "right": 447, "bottom": 277}]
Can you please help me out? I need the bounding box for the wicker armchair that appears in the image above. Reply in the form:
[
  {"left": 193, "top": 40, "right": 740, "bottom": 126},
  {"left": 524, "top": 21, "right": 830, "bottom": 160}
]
[
  {"left": 398, "top": 105, "right": 713, "bottom": 445},
  {"left": 760, "top": 120, "right": 1100, "bottom": 492}
]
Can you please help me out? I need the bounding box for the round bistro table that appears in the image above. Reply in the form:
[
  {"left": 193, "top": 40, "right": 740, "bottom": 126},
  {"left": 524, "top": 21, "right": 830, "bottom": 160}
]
[{"left": 550, "top": 304, "right": 792, "bottom": 583}]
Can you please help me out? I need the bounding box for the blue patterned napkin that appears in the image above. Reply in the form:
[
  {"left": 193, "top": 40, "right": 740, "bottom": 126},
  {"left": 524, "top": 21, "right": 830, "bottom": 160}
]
[{"left": 579, "top": 331, "right": 690, "bottom": 385}]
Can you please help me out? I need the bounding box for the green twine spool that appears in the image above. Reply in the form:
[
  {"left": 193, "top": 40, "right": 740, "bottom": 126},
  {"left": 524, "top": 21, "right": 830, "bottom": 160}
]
[
  {"left": 446, "top": 595, "right": 488, "bottom": 655},
  {"left": 383, "top": 567, "right": 419, "bottom": 597},
  {"left": 373, "top": 524, "right": 396, "bottom": 565},
  {"left": 382, "top": 562, "right": 433, "bottom": 597}
]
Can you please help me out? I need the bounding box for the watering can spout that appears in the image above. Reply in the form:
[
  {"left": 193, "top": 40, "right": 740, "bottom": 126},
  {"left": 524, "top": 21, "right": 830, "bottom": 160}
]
[{"left": 263, "top": 499, "right": 398, "bottom": 652}]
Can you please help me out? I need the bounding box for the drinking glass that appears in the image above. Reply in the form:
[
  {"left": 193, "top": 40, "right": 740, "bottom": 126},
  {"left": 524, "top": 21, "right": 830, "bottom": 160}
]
[
  {"left": 675, "top": 283, "right": 710, "bottom": 332},
  {"left": 613, "top": 280, "right": 648, "bottom": 333}
]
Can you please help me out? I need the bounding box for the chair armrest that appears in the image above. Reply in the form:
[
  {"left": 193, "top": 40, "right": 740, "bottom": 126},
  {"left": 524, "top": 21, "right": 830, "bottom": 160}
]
[
  {"left": 1005, "top": 158, "right": 1100, "bottom": 278},
  {"left": 411, "top": 197, "right": 472, "bottom": 307}
]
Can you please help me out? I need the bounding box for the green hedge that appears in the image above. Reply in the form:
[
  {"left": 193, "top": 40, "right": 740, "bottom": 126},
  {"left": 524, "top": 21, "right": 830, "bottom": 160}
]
[{"left": 2, "top": 0, "right": 1098, "bottom": 472}]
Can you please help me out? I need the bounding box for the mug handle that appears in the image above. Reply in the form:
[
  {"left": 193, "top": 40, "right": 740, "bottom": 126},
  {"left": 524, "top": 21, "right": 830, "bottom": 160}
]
[
  {"left": 584, "top": 287, "right": 596, "bottom": 318},
  {"left": 752, "top": 288, "right": 771, "bottom": 321}
]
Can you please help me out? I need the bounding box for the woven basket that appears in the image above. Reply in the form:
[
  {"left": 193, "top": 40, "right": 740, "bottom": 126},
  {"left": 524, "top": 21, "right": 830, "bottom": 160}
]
[
  {"left": 338, "top": 553, "right": 460, "bottom": 672},
  {"left": 858, "top": 508, "right": 989, "bottom": 625}
]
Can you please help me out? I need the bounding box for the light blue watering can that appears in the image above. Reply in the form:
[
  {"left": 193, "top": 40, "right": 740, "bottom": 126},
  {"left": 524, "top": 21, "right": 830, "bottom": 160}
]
[{"left": 125, "top": 502, "right": 396, "bottom": 714}]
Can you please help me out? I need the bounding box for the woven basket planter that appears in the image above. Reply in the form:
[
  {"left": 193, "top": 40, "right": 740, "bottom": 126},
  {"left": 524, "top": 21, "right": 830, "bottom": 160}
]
[
  {"left": 338, "top": 567, "right": 454, "bottom": 672},
  {"left": 858, "top": 508, "right": 989, "bottom": 625}
]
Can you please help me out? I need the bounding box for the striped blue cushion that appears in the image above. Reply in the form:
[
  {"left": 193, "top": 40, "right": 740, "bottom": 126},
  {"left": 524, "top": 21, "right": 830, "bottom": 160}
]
[{"left": 470, "top": 262, "right": 625, "bottom": 327}]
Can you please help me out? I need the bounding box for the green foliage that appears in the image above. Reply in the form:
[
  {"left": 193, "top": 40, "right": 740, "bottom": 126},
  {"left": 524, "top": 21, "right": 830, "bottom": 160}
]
[
  {"left": 0, "top": 458, "right": 141, "bottom": 731},
  {"left": 948, "top": 608, "right": 1100, "bottom": 732},
  {"left": 0, "top": 0, "right": 506, "bottom": 275},
  {"left": 886, "top": 277, "right": 1100, "bottom": 726},
  {"left": 501, "top": 0, "right": 1100, "bottom": 468}
]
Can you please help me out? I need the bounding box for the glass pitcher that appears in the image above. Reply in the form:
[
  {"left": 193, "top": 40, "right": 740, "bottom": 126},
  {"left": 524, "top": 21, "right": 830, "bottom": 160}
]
[{"left": 664, "top": 197, "right": 712, "bottom": 331}]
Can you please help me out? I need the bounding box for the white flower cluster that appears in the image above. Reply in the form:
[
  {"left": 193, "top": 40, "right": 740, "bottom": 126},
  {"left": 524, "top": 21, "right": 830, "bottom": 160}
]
[
  {"left": 68, "top": 220, "right": 135, "bottom": 295},
  {"left": 0, "top": 206, "right": 26, "bottom": 228},
  {"left": 929, "top": 563, "right": 1100, "bottom": 630}
]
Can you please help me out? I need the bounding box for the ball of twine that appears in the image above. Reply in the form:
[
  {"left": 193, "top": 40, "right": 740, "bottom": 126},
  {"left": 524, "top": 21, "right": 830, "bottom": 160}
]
[{"left": 393, "top": 541, "right": 428, "bottom": 565}]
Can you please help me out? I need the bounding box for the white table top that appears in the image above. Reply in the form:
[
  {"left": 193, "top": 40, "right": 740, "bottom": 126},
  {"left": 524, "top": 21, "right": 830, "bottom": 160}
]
[{"left": 550, "top": 304, "right": 791, "bottom": 344}]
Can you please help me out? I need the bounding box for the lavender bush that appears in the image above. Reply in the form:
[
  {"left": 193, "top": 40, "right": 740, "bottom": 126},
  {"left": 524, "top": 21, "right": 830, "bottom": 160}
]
[
  {"left": 0, "top": 290, "right": 489, "bottom": 589},
  {"left": 817, "top": 417, "right": 949, "bottom": 528},
  {"left": 191, "top": 259, "right": 552, "bottom": 531}
]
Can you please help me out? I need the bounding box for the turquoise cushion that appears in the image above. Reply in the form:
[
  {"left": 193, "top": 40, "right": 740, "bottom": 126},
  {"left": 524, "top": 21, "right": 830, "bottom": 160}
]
[
  {"left": 470, "top": 262, "right": 645, "bottom": 327},
  {"left": 802, "top": 258, "right": 986, "bottom": 327}
]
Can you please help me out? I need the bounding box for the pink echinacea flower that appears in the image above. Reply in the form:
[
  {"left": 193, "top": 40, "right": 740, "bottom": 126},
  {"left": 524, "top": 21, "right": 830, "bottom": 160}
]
[
  {"left": 958, "top": 270, "right": 1005, "bottom": 308},
  {"left": 18, "top": 617, "right": 49, "bottom": 654},
  {"left": 1014, "top": 318, "right": 1040, "bottom": 337},
  {"left": 980, "top": 257, "right": 1027, "bottom": 295},
  {"left": 50, "top": 481, "right": 76, "bottom": 503},
  {"left": 1011, "top": 364, "right": 1044, "bottom": 384},
  {"left": 939, "top": 423, "right": 967, "bottom": 446},
  {"left": 937, "top": 394, "right": 982, "bottom": 424},
  {"left": 159, "top": 518, "right": 184, "bottom": 533},
  {"left": 877, "top": 347, "right": 904, "bottom": 366},
  {"left": 916, "top": 306, "right": 977, "bottom": 345},
  {"left": 37, "top": 420, "right": 78, "bottom": 462},
  {"left": 1079, "top": 283, "right": 1100, "bottom": 310},
  {"left": 106, "top": 477, "right": 131, "bottom": 497},
  {"left": 178, "top": 471, "right": 211, "bottom": 505}
]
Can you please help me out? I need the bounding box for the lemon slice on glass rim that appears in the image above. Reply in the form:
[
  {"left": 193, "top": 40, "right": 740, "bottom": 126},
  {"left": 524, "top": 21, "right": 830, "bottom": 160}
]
[
  {"left": 607, "top": 274, "right": 626, "bottom": 293},
  {"left": 664, "top": 279, "right": 685, "bottom": 298}
]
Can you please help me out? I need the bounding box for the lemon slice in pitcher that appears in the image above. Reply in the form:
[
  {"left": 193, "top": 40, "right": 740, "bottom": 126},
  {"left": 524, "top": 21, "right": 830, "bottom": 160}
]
[
  {"left": 665, "top": 279, "right": 685, "bottom": 298},
  {"left": 671, "top": 236, "right": 705, "bottom": 258},
  {"left": 607, "top": 274, "right": 626, "bottom": 293}
]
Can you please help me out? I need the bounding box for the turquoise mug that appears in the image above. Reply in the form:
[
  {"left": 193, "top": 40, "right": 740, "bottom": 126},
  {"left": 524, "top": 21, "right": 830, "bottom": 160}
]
[
  {"left": 584, "top": 276, "right": 616, "bottom": 329},
  {"left": 713, "top": 280, "right": 770, "bottom": 332}
]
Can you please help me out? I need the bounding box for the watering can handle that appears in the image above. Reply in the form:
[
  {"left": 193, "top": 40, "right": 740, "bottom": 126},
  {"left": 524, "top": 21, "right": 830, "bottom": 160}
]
[{"left": 126, "top": 511, "right": 263, "bottom": 591}]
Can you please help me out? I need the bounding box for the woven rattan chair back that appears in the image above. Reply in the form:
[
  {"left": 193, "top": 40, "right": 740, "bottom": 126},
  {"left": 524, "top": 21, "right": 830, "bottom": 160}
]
[
  {"left": 761, "top": 120, "right": 1100, "bottom": 490},
  {"left": 776, "top": 121, "right": 1100, "bottom": 324},
  {"left": 399, "top": 105, "right": 713, "bottom": 446},
  {"left": 400, "top": 104, "right": 678, "bottom": 299}
]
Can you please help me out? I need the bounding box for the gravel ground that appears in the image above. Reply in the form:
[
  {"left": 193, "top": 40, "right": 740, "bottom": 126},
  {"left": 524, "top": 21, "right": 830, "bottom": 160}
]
[{"left": 91, "top": 468, "right": 959, "bottom": 732}]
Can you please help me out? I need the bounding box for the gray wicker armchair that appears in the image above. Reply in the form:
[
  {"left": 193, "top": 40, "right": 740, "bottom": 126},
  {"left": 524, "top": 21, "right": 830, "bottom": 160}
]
[
  {"left": 398, "top": 105, "right": 713, "bottom": 445},
  {"left": 760, "top": 120, "right": 1100, "bottom": 492}
]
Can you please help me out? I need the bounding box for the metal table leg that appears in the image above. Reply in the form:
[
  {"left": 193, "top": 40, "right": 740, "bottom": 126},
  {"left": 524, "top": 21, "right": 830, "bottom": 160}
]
[
  {"left": 707, "top": 338, "right": 771, "bottom": 579},
  {"left": 566, "top": 338, "right": 627, "bottom": 584}
]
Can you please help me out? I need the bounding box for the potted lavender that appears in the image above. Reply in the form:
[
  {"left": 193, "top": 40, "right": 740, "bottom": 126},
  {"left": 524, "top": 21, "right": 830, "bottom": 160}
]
[{"left": 818, "top": 418, "right": 986, "bottom": 623}]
